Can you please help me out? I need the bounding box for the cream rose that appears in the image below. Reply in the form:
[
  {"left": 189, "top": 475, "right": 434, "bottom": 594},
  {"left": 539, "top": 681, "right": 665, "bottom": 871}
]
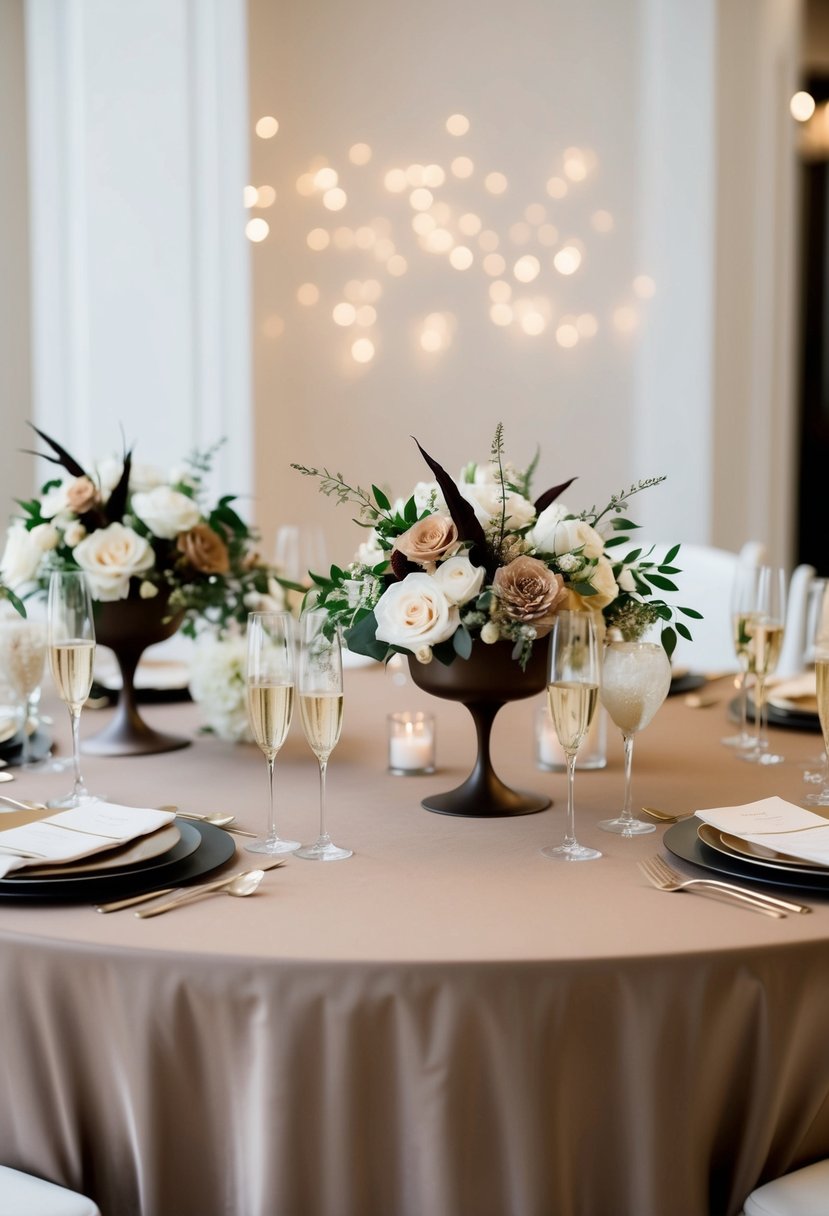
[
  {"left": 63, "top": 521, "right": 87, "bottom": 548},
  {"left": 457, "top": 482, "right": 535, "bottom": 531},
  {"left": 66, "top": 476, "right": 99, "bottom": 515},
  {"left": 529, "top": 507, "right": 604, "bottom": 560},
  {"left": 129, "top": 463, "right": 166, "bottom": 493},
  {"left": 0, "top": 524, "right": 43, "bottom": 589},
  {"left": 38, "top": 481, "right": 72, "bottom": 520},
  {"left": 131, "top": 487, "right": 201, "bottom": 540},
  {"left": 492, "top": 556, "right": 567, "bottom": 637},
  {"left": 374, "top": 573, "right": 459, "bottom": 652},
  {"left": 571, "top": 557, "right": 619, "bottom": 610},
  {"left": 73, "top": 522, "right": 155, "bottom": 601},
  {"left": 30, "top": 523, "right": 60, "bottom": 552},
  {"left": 431, "top": 555, "right": 485, "bottom": 606},
  {"left": 393, "top": 515, "right": 458, "bottom": 568}
]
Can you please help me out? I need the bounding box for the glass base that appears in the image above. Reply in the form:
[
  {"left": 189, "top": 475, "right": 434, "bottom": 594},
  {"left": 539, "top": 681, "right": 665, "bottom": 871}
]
[
  {"left": 541, "top": 842, "right": 602, "bottom": 862},
  {"left": 805, "top": 788, "right": 829, "bottom": 806},
  {"left": 295, "top": 838, "right": 352, "bottom": 861},
  {"left": 739, "top": 749, "right": 785, "bottom": 766},
  {"left": 46, "top": 790, "right": 102, "bottom": 809},
  {"left": 244, "top": 836, "right": 301, "bottom": 856},
  {"left": 721, "top": 732, "right": 755, "bottom": 750},
  {"left": 24, "top": 755, "right": 73, "bottom": 775},
  {"left": 598, "top": 816, "right": 656, "bottom": 836}
]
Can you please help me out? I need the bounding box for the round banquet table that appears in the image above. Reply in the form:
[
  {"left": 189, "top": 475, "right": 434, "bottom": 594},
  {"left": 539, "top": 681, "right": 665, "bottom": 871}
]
[{"left": 1, "top": 665, "right": 828, "bottom": 1216}]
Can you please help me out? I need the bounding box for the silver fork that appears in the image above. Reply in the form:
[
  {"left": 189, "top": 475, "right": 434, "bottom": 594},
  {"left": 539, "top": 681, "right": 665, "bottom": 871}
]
[{"left": 637, "top": 855, "right": 806, "bottom": 917}]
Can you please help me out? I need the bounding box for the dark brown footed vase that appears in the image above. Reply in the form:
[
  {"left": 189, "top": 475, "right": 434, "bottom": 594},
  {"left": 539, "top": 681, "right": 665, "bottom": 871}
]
[
  {"left": 82, "top": 592, "right": 190, "bottom": 757},
  {"left": 408, "top": 638, "right": 551, "bottom": 818}
]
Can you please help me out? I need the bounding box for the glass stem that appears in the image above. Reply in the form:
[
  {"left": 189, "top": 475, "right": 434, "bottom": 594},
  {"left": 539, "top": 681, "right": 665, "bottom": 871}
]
[
  {"left": 738, "top": 665, "right": 749, "bottom": 741},
  {"left": 266, "top": 755, "right": 276, "bottom": 843},
  {"left": 754, "top": 676, "right": 765, "bottom": 753},
  {"left": 563, "top": 751, "right": 577, "bottom": 848},
  {"left": 318, "top": 758, "right": 330, "bottom": 844},
  {"left": 18, "top": 702, "right": 30, "bottom": 766},
  {"left": 620, "top": 733, "right": 635, "bottom": 824},
  {"left": 70, "top": 707, "right": 83, "bottom": 798}
]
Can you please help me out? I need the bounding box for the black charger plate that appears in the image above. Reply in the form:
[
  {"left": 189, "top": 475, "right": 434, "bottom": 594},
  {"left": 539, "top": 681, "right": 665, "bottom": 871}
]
[
  {"left": 663, "top": 815, "right": 829, "bottom": 894},
  {"left": 0, "top": 729, "right": 53, "bottom": 767},
  {"left": 0, "top": 820, "right": 236, "bottom": 902},
  {"left": 729, "top": 696, "right": 822, "bottom": 733}
]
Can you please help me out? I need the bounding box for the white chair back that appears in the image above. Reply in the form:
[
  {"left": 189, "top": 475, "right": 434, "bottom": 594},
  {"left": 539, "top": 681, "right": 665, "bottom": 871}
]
[{"left": 777, "top": 564, "right": 818, "bottom": 677}]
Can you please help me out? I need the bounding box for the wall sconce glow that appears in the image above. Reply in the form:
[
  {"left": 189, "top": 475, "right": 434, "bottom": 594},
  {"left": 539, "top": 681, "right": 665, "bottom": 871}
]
[
  {"left": 356, "top": 305, "right": 377, "bottom": 327},
  {"left": 323, "top": 188, "right": 347, "bottom": 211},
  {"left": 790, "top": 91, "right": 816, "bottom": 122},
  {"left": 577, "top": 313, "right": 598, "bottom": 337},
  {"left": 255, "top": 116, "right": 279, "bottom": 139},
  {"left": 514, "top": 255, "right": 541, "bottom": 283},
  {"left": 410, "top": 188, "right": 434, "bottom": 211},
  {"left": 296, "top": 173, "right": 316, "bottom": 197},
  {"left": 351, "top": 338, "right": 375, "bottom": 363},
  {"left": 484, "top": 172, "right": 508, "bottom": 195},
  {"left": 525, "top": 203, "right": 546, "bottom": 226},
  {"left": 478, "top": 229, "right": 499, "bottom": 252},
  {"left": 314, "top": 167, "right": 338, "bottom": 190},
  {"left": 349, "top": 142, "right": 372, "bottom": 165},
  {"left": 420, "top": 328, "right": 444, "bottom": 353},
  {"left": 449, "top": 245, "right": 474, "bottom": 270},
  {"left": 297, "top": 283, "right": 319, "bottom": 307},
  {"left": 256, "top": 185, "right": 276, "bottom": 207},
  {"left": 419, "top": 312, "right": 453, "bottom": 352},
  {"left": 509, "top": 222, "right": 531, "bottom": 245},
  {"left": 483, "top": 253, "right": 506, "bottom": 276},
  {"left": 387, "top": 255, "right": 408, "bottom": 276},
  {"left": 489, "top": 304, "right": 513, "bottom": 327},
  {"left": 489, "top": 280, "right": 512, "bottom": 304},
  {"left": 520, "top": 310, "right": 546, "bottom": 336},
  {"left": 246, "top": 218, "right": 270, "bottom": 242},
  {"left": 451, "top": 156, "right": 474, "bottom": 179},
  {"left": 563, "top": 148, "right": 588, "bottom": 182},
  {"left": 446, "top": 113, "right": 470, "bottom": 136},
  {"left": 591, "top": 210, "right": 614, "bottom": 233},
  {"left": 307, "top": 228, "right": 330, "bottom": 251},
  {"left": 384, "top": 169, "right": 408, "bottom": 193},
  {"left": 613, "top": 306, "right": 638, "bottom": 333},
  {"left": 262, "top": 314, "right": 284, "bottom": 339},
  {"left": 537, "top": 224, "right": 559, "bottom": 247},
  {"left": 413, "top": 213, "right": 437, "bottom": 236},
  {"left": 243, "top": 185, "right": 258, "bottom": 208},
  {"left": 458, "top": 212, "right": 482, "bottom": 236},
  {"left": 546, "top": 177, "right": 567, "bottom": 199},
  {"left": 553, "top": 245, "right": 582, "bottom": 275},
  {"left": 361, "top": 279, "right": 383, "bottom": 303},
  {"left": 425, "top": 229, "right": 454, "bottom": 254},
  {"left": 333, "top": 302, "right": 357, "bottom": 327},
  {"left": 333, "top": 227, "right": 355, "bottom": 250},
  {"left": 423, "top": 165, "right": 446, "bottom": 188},
  {"left": 633, "top": 275, "right": 656, "bottom": 299},
  {"left": 556, "top": 322, "right": 579, "bottom": 348}
]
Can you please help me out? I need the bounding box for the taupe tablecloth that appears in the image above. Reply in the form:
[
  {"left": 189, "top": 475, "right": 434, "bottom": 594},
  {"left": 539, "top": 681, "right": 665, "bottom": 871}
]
[{"left": 1, "top": 666, "right": 828, "bottom": 1216}]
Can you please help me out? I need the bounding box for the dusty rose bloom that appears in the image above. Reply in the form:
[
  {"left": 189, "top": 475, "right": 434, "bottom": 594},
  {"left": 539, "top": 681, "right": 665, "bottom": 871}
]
[
  {"left": 393, "top": 515, "right": 458, "bottom": 568},
  {"left": 66, "top": 476, "right": 99, "bottom": 514},
  {"left": 177, "top": 523, "right": 230, "bottom": 574},
  {"left": 492, "top": 556, "right": 566, "bottom": 637}
]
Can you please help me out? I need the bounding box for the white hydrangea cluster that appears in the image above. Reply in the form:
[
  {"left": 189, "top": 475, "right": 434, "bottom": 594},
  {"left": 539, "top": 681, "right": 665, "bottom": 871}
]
[{"left": 188, "top": 634, "right": 252, "bottom": 743}]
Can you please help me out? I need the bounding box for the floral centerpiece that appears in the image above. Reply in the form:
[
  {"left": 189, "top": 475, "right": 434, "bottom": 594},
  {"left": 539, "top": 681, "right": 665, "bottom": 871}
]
[{"left": 293, "top": 424, "right": 699, "bottom": 667}]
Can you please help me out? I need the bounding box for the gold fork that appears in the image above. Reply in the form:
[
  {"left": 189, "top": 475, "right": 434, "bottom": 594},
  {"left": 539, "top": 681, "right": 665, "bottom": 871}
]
[{"left": 637, "top": 855, "right": 807, "bottom": 917}]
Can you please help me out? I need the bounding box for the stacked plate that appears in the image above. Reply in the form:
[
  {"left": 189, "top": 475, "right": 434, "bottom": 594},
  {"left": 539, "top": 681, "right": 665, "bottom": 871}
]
[
  {"left": 0, "top": 812, "right": 235, "bottom": 903},
  {"left": 665, "top": 817, "right": 829, "bottom": 893}
]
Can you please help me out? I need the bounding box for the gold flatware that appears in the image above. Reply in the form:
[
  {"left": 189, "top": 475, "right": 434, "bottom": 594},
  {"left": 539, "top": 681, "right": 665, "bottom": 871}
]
[
  {"left": 684, "top": 693, "right": 719, "bottom": 709},
  {"left": 94, "top": 859, "right": 286, "bottom": 913},
  {"left": 641, "top": 806, "right": 692, "bottom": 823},
  {"left": 0, "top": 793, "right": 47, "bottom": 812},
  {"left": 135, "top": 869, "right": 268, "bottom": 918},
  {"left": 0, "top": 772, "right": 14, "bottom": 784},
  {"left": 638, "top": 855, "right": 796, "bottom": 917},
  {"left": 158, "top": 805, "right": 257, "bottom": 838}
]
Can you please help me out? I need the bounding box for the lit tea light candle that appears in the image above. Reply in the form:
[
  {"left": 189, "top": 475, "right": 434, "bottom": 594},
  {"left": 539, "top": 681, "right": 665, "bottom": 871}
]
[
  {"left": 535, "top": 703, "right": 607, "bottom": 771},
  {"left": 388, "top": 712, "right": 435, "bottom": 775}
]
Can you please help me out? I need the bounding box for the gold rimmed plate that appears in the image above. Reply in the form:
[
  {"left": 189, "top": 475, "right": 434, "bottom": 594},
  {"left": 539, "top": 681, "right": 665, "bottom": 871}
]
[
  {"left": 696, "top": 822, "right": 827, "bottom": 874},
  {"left": 19, "top": 822, "right": 185, "bottom": 878},
  {"left": 664, "top": 817, "right": 829, "bottom": 893}
]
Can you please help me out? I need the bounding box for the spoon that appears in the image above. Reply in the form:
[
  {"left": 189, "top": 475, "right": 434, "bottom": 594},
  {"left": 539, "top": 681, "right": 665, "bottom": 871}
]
[
  {"left": 0, "top": 793, "right": 47, "bottom": 811},
  {"left": 684, "top": 693, "right": 719, "bottom": 709},
  {"left": 641, "top": 806, "right": 693, "bottom": 823},
  {"left": 135, "top": 869, "right": 267, "bottom": 918},
  {"left": 159, "top": 805, "right": 257, "bottom": 838}
]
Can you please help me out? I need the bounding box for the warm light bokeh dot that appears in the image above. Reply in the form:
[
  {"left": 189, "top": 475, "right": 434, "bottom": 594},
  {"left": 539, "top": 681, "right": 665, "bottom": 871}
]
[
  {"left": 509, "top": 222, "right": 531, "bottom": 245},
  {"left": 256, "top": 186, "right": 276, "bottom": 207},
  {"left": 323, "top": 187, "right": 347, "bottom": 211},
  {"left": 613, "top": 306, "right": 638, "bottom": 333},
  {"left": 306, "top": 228, "right": 330, "bottom": 251},
  {"left": 451, "top": 156, "right": 474, "bottom": 179},
  {"left": 537, "top": 224, "right": 559, "bottom": 247},
  {"left": 361, "top": 279, "right": 383, "bottom": 303},
  {"left": 245, "top": 218, "right": 269, "bottom": 242},
  {"left": 384, "top": 169, "right": 408, "bottom": 193},
  {"left": 458, "top": 212, "right": 482, "bottom": 236},
  {"left": 633, "top": 275, "right": 656, "bottom": 299},
  {"left": 484, "top": 172, "right": 508, "bottom": 195},
  {"left": 490, "top": 304, "right": 513, "bottom": 327},
  {"left": 489, "top": 280, "right": 512, "bottom": 304},
  {"left": 553, "top": 245, "right": 582, "bottom": 275},
  {"left": 525, "top": 203, "right": 546, "bottom": 225},
  {"left": 406, "top": 164, "right": 426, "bottom": 187},
  {"left": 351, "top": 338, "right": 375, "bottom": 364},
  {"left": 483, "top": 253, "right": 506, "bottom": 276},
  {"left": 546, "top": 177, "right": 567, "bottom": 199},
  {"left": 514, "top": 255, "right": 541, "bottom": 283},
  {"left": 449, "top": 246, "right": 473, "bottom": 270},
  {"left": 563, "top": 148, "right": 588, "bottom": 182},
  {"left": 374, "top": 238, "right": 396, "bottom": 261},
  {"left": 314, "top": 167, "right": 338, "bottom": 190},
  {"left": 446, "top": 113, "right": 470, "bottom": 136},
  {"left": 577, "top": 313, "right": 598, "bottom": 337},
  {"left": 333, "top": 303, "right": 357, "bottom": 327},
  {"left": 356, "top": 305, "right": 377, "bottom": 327},
  {"left": 521, "top": 311, "right": 546, "bottom": 336},
  {"left": 425, "top": 229, "right": 454, "bottom": 254},
  {"left": 410, "top": 188, "right": 434, "bottom": 211},
  {"left": 333, "top": 227, "right": 355, "bottom": 250},
  {"left": 355, "top": 227, "right": 375, "bottom": 249},
  {"left": 349, "top": 142, "right": 372, "bottom": 165},
  {"left": 297, "top": 283, "right": 319, "bottom": 307},
  {"left": 296, "top": 173, "right": 316, "bottom": 197},
  {"left": 344, "top": 280, "right": 363, "bottom": 302},
  {"left": 413, "top": 213, "right": 436, "bottom": 236},
  {"left": 243, "top": 185, "right": 258, "bottom": 208},
  {"left": 262, "top": 314, "right": 284, "bottom": 339},
  {"left": 423, "top": 164, "right": 446, "bottom": 187},
  {"left": 591, "top": 210, "right": 614, "bottom": 233},
  {"left": 791, "top": 91, "right": 816, "bottom": 122},
  {"left": 387, "top": 255, "right": 408, "bottom": 276},
  {"left": 255, "top": 116, "right": 279, "bottom": 139},
  {"left": 478, "top": 229, "right": 499, "bottom": 252},
  {"left": 556, "top": 323, "right": 579, "bottom": 348}
]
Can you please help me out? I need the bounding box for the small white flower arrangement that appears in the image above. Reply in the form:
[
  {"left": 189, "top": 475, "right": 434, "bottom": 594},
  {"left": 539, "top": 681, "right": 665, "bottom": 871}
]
[{"left": 188, "top": 632, "right": 253, "bottom": 743}]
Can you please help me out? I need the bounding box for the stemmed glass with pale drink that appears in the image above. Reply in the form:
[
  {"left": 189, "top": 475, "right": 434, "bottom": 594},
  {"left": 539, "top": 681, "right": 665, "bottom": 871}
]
[
  {"left": 295, "top": 610, "right": 352, "bottom": 861},
  {"left": 739, "top": 566, "right": 786, "bottom": 766},
  {"left": 722, "top": 563, "right": 761, "bottom": 750},
  {"left": 47, "top": 571, "right": 96, "bottom": 808},
  {"left": 0, "top": 617, "right": 46, "bottom": 767},
  {"left": 598, "top": 634, "right": 672, "bottom": 836},
  {"left": 244, "top": 611, "right": 300, "bottom": 856},
  {"left": 541, "top": 611, "right": 602, "bottom": 862}
]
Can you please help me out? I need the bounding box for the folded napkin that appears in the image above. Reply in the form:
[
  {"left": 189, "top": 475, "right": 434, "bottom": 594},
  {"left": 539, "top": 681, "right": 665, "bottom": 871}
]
[
  {"left": 766, "top": 671, "right": 818, "bottom": 712},
  {"left": 695, "top": 796, "right": 829, "bottom": 867},
  {"left": 0, "top": 802, "right": 176, "bottom": 879}
]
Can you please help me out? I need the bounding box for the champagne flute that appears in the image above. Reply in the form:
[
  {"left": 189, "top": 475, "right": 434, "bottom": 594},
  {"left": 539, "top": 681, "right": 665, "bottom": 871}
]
[
  {"left": 295, "top": 610, "right": 352, "bottom": 861},
  {"left": 598, "top": 635, "right": 672, "bottom": 836},
  {"left": 244, "top": 611, "right": 300, "bottom": 856},
  {"left": 47, "top": 571, "right": 96, "bottom": 808},
  {"left": 805, "top": 581, "right": 829, "bottom": 805},
  {"left": 740, "top": 565, "right": 787, "bottom": 766},
  {"left": 0, "top": 617, "right": 46, "bottom": 767},
  {"left": 541, "top": 611, "right": 602, "bottom": 862},
  {"left": 722, "top": 563, "right": 761, "bottom": 749}
]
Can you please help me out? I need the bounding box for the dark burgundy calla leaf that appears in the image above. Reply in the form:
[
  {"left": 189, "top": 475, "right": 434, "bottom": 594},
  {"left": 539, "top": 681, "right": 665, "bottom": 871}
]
[
  {"left": 106, "top": 451, "right": 132, "bottom": 523},
  {"left": 390, "top": 548, "right": 418, "bottom": 581},
  {"left": 534, "top": 477, "right": 577, "bottom": 515},
  {"left": 413, "top": 438, "right": 488, "bottom": 568},
  {"left": 25, "top": 423, "right": 87, "bottom": 478}
]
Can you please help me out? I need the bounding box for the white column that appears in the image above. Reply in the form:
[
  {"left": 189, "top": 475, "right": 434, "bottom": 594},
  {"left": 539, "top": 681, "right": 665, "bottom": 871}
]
[{"left": 24, "top": 0, "right": 252, "bottom": 499}]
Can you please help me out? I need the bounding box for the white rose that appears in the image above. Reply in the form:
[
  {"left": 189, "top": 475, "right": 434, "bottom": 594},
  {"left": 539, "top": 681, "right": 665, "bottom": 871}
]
[
  {"left": 431, "top": 555, "right": 485, "bottom": 606},
  {"left": 168, "top": 463, "right": 198, "bottom": 490},
  {"left": 413, "top": 481, "right": 447, "bottom": 514},
  {"left": 373, "top": 573, "right": 459, "bottom": 652},
  {"left": 457, "top": 482, "right": 536, "bottom": 530},
  {"left": 63, "top": 521, "right": 87, "bottom": 548},
  {"left": 73, "top": 522, "right": 155, "bottom": 601},
  {"left": 0, "top": 524, "right": 44, "bottom": 589},
  {"left": 526, "top": 503, "right": 570, "bottom": 551},
  {"left": 30, "top": 523, "right": 60, "bottom": 552},
  {"left": 94, "top": 458, "right": 124, "bottom": 500},
  {"left": 39, "top": 481, "right": 72, "bottom": 520},
  {"left": 131, "top": 486, "right": 201, "bottom": 540},
  {"left": 617, "top": 568, "right": 636, "bottom": 593},
  {"left": 354, "top": 529, "right": 386, "bottom": 567},
  {"left": 129, "top": 463, "right": 166, "bottom": 494},
  {"left": 530, "top": 511, "right": 604, "bottom": 561},
  {"left": 572, "top": 557, "right": 619, "bottom": 609}
]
